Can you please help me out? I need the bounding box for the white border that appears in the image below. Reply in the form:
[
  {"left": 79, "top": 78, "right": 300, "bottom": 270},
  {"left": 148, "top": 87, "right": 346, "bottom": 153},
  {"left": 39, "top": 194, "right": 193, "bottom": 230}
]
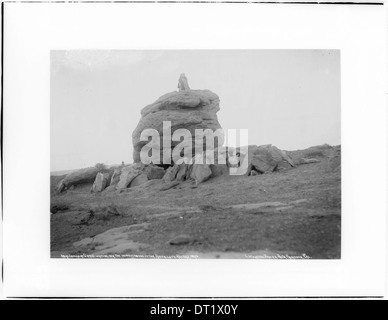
[{"left": 3, "top": 3, "right": 387, "bottom": 297}]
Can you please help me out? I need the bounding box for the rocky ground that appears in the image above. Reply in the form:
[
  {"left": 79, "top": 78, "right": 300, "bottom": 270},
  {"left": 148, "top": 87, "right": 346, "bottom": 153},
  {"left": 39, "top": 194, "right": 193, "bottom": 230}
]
[{"left": 51, "top": 144, "right": 341, "bottom": 259}]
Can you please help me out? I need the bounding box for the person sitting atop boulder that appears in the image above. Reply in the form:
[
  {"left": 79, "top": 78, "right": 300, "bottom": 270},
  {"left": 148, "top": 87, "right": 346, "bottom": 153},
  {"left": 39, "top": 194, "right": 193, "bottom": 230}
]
[{"left": 178, "top": 73, "right": 190, "bottom": 91}]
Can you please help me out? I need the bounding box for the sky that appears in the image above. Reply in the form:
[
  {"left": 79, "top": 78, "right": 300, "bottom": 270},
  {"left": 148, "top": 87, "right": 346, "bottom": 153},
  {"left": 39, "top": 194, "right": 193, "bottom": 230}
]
[{"left": 51, "top": 50, "right": 340, "bottom": 172}]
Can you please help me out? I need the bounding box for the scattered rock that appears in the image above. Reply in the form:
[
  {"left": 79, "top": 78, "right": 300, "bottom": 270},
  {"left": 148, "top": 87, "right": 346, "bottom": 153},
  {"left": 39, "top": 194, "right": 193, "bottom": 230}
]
[
  {"left": 175, "top": 163, "right": 189, "bottom": 181},
  {"left": 163, "top": 165, "right": 180, "bottom": 182},
  {"left": 116, "top": 164, "right": 144, "bottom": 190},
  {"left": 92, "top": 172, "right": 111, "bottom": 192},
  {"left": 209, "top": 163, "right": 229, "bottom": 177},
  {"left": 129, "top": 172, "right": 149, "bottom": 187},
  {"left": 242, "top": 144, "right": 295, "bottom": 175},
  {"left": 190, "top": 164, "right": 212, "bottom": 184},
  {"left": 57, "top": 167, "right": 100, "bottom": 193},
  {"left": 145, "top": 165, "right": 165, "bottom": 180},
  {"left": 57, "top": 180, "right": 66, "bottom": 193},
  {"left": 168, "top": 235, "right": 193, "bottom": 246},
  {"left": 205, "top": 147, "right": 233, "bottom": 177},
  {"left": 110, "top": 167, "right": 122, "bottom": 186}
]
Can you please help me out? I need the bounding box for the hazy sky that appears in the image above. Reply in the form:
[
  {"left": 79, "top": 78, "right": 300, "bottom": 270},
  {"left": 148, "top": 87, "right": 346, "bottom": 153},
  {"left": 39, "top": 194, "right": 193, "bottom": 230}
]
[{"left": 51, "top": 50, "right": 340, "bottom": 171}]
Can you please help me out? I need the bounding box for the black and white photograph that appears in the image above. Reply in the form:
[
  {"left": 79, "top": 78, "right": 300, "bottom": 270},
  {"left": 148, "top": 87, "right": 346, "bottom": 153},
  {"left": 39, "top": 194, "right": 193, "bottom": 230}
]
[
  {"left": 50, "top": 50, "right": 341, "bottom": 259},
  {"left": 1, "top": 1, "right": 387, "bottom": 299}
]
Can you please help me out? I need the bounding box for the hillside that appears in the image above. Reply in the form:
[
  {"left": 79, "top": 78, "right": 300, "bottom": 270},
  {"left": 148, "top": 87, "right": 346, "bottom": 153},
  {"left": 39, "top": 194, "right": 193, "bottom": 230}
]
[{"left": 50, "top": 144, "right": 341, "bottom": 259}]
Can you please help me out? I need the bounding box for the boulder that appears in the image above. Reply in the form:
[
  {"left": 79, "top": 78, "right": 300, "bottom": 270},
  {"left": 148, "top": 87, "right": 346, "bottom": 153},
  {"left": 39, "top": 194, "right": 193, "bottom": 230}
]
[
  {"left": 110, "top": 168, "right": 122, "bottom": 186},
  {"left": 57, "top": 180, "right": 66, "bottom": 193},
  {"left": 92, "top": 172, "right": 110, "bottom": 193},
  {"left": 206, "top": 146, "right": 242, "bottom": 177},
  {"left": 144, "top": 165, "right": 165, "bottom": 180},
  {"left": 210, "top": 163, "right": 229, "bottom": 177},
  {"left": 190, "top": 164, "right": 212, "bottom": 184},
  {"left": 116, "top": 164, "right": 144, "bottom": 190},
  {"left": 238, "top": 145, "right": 294, "bottom": 175},
  {"left": 129, "top": 172, "right": 149, "bottom": 187},
  {"left": 176, "top": 163, "right": 189, "bottom": 181},
  {"left": 57, "top": 167, "right": 100, "bottom": 193},
  {"left": 163, "top": 165, "right": 180, "bottom": 182},
  {"left": 208, "top": 147, "right": 232, "bottom": 177},
  {"left": 132, "top": 75, "right": 224, "bottom": 165}
]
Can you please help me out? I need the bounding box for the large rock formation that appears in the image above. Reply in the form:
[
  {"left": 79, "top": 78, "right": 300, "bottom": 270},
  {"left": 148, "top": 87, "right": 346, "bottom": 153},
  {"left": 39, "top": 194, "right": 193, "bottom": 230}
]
[{"left": 132, "top": 74, "right": 224, "bottom": 165}]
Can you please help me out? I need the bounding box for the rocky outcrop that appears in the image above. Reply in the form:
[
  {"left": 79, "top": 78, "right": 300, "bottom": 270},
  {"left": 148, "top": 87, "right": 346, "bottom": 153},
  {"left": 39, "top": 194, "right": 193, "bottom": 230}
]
[
  {"left": 238, "top": 145, "right": 294, "bottom": 175},
  {"left": 287, "top": 144, "right": 339, "bottom": 166},
  {"left": 132, "top": 75, "right": 223, "bottom": 165},
  {"left": 153, "top": 144, "right": 295, "bottom": 185}
]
